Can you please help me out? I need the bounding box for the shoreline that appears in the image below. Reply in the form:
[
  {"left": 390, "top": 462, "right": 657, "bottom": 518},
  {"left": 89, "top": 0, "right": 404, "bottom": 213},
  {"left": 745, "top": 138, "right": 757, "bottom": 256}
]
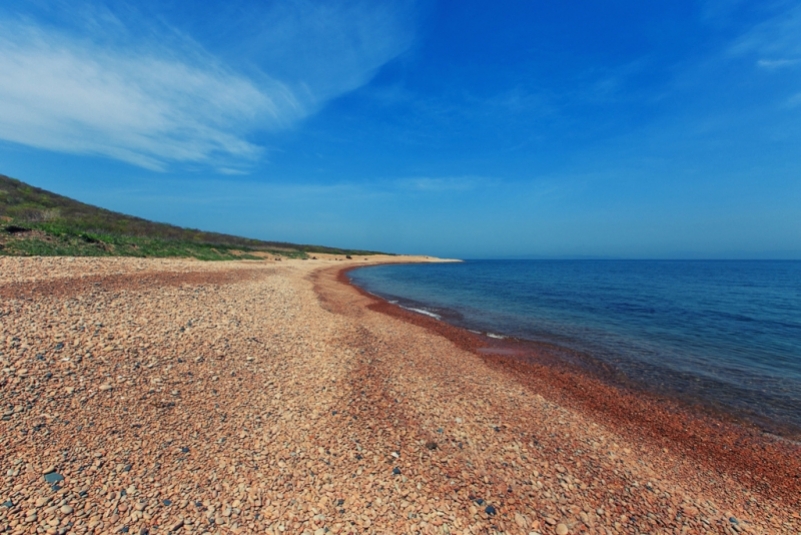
[
  {"left": 344, "top": 262, "right": 801, "bottom": 442},
  {"left": 338, "top": 264, "right": 801, "bottom": 505}
]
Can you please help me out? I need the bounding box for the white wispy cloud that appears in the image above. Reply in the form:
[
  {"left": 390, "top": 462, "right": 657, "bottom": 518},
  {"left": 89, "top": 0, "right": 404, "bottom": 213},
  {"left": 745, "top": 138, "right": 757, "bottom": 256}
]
[
  {"left": 756, "top": 58, "right": 801, "bottom": 70},
  {"left": 0, "top": 1, "right": 413, "bottom": 171},
  {"left": 394, "top": 176, "right": 489, "bottom": 192},
  {"left": 0, "top": 22, "right": 295, "bottom": 171},
  {"left": 730, "top": 3, "right": 801, "bottom": 59}
]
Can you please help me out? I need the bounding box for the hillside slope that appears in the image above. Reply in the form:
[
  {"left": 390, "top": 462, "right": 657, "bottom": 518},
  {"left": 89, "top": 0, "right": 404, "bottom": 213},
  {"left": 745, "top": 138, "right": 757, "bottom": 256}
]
[{"left": 0, "top": 174, "right": 383, "bottom": 260}]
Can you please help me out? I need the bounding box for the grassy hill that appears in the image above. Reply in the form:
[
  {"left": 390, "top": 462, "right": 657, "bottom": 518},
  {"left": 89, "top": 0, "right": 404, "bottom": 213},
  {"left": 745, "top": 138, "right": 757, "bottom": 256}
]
[{"left": 0, "top": 174, "right": 385, "bottom": 260}]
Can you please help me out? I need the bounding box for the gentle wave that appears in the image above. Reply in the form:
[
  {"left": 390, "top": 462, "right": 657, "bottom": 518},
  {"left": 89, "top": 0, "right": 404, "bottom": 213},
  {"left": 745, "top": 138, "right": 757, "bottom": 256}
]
[
  {"left": 400, "top": 305, "right": 442, "bottom": 320},
  {"left": 350, "top": 259, "right": 801, "bottom": 435}
]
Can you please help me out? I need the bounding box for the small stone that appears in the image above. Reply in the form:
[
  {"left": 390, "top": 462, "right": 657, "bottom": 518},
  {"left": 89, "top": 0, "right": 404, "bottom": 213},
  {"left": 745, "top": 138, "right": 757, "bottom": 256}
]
[
  {"left": 1, "top": 500, "right": 13, "bottom": 508},
  {"left": 100, "top": 384, "right": 113, "bottom": 391},
  {"left": 60, "top": 505, "right": 73, "bottom": 514},
  {"left": 392, "top": 467, "right": 401, "bottom": 475},
  {"left": 163, "top": 499, "right": 172, "bottom": 506},
  {"left": 556, "top": 523, "right": 569, "bottom": 535},
  {"left": 44, "top": 472, "right": 64, "bottom": 484},
  {"left": 169, "top": 518, "right": 184, "bottom": 531},
  {"left": 485, "top": 505, "right": 497, "bottom": 516},
  {"left": 425, "top": 441, "right": 437, "bottom": 450}
]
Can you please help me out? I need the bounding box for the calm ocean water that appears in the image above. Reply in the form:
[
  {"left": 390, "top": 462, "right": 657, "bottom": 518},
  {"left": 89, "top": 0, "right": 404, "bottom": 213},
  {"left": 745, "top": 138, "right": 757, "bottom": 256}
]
[{"left": 349, "top": 260, "right": 801, "bottom": 434}]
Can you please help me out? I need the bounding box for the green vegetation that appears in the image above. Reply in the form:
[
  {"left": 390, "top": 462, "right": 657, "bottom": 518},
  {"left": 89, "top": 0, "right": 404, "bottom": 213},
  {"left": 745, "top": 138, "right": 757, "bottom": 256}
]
[{"left": 0, "top": 174, "right": 386, "bottom": 260}]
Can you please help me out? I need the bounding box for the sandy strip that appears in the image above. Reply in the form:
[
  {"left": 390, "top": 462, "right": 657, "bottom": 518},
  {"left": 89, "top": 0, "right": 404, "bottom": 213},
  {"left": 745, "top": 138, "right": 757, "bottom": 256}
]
[{"left": 0, "top": 256, "right": 798, "bottom": 535}]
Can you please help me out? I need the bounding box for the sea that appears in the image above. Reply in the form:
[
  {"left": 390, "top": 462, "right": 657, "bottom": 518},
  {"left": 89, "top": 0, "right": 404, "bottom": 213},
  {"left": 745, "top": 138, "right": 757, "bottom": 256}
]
[{"left": 349, "top": 260, "right": 801, "bottom": 436}]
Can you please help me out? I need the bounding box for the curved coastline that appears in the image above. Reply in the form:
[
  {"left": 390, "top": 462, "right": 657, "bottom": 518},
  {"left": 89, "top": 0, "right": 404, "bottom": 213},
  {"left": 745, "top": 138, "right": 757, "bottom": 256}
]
[
  {"left": 340, "top": 262, "right": 801, "bottom": 505},
  {"left": 3, "top": 255, "right": 799, "bottom": 534}
]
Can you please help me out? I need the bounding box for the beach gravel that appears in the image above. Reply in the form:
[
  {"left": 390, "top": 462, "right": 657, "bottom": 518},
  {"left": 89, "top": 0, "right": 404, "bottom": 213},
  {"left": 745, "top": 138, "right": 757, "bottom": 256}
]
[{"left": 1, "top": 255, "right": 799, "bottom": 534}]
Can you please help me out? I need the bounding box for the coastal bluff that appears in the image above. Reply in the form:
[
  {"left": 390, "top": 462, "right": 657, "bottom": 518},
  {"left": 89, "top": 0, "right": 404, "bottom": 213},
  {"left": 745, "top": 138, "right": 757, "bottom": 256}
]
[{"left": 1, "top": 255, "right": 798, "bottom": 535}]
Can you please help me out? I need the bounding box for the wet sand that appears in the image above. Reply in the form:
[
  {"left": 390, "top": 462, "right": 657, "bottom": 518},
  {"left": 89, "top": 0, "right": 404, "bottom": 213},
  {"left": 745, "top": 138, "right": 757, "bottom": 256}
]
[{"left": 1, "top": 256, "right": 799, "bottom": 534}]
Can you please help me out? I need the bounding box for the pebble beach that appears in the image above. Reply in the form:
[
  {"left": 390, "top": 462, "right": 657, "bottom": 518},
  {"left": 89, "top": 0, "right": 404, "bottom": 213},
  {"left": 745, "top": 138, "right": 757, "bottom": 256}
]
[{"left": 1, "top": 256, "right": 799, "bottom": 535}]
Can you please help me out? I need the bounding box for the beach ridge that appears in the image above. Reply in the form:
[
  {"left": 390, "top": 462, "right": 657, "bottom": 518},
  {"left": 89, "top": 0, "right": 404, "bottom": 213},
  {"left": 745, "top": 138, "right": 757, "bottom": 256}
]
[{"left": 1, "top": 256, "right": 798, "bottom": 534}]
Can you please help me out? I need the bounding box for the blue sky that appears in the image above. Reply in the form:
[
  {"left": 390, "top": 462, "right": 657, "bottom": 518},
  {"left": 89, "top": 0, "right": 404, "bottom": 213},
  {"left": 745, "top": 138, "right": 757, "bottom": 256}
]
[{"left": 1, "top": 0, "right": 800, "bottom": 258}]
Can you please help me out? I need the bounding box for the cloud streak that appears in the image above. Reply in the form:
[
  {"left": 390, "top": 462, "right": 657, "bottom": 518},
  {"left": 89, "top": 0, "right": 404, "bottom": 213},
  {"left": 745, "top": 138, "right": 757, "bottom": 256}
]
[
  {"left": 0, "top": 1, "right": 413, "bottom": 171},
  {"left": 730, "top": 3, "right": 801, "bottom": 61}
]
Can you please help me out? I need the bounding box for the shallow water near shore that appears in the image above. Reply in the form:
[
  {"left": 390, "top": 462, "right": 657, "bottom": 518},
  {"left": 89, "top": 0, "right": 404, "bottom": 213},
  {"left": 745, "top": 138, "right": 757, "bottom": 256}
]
[{"left": 350, "top": 259, "right": 801, "bottom": 436}]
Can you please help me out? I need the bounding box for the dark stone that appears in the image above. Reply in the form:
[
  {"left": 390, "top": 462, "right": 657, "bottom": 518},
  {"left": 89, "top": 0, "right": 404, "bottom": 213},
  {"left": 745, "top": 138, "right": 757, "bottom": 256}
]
[
  {"left": 336, "top": 499, "right": 344, "bottom": 506},
  {"left": 355, "top": 454, "right": 362, "bottom": 460},
  {"left": 425, "top": 441, "right": 438, "bottom": 450},
  {"left": 55, "top": 342, "right": 64, "bottom": 351},
  {"left": 123, "top": 464, "right": 132, "bottom": 472},
  {"left": 730, "top": 517, "right": 738, "bottom": 524},
  {"left": 120, "top": 489, "right": 127, "bottom": 497},
  {"left": 119, "top": 526, "right": 129, "bottom": 533},
  {"left": 163, "top": 499, "right": 172, "bottom": 506},
  {"left": 36, "top": 354, "right": 45, "bottom": 361},
  {"left": 436, "top": 428, "right": 443, "bottom": 433},
  {"left": 44, "top": 372, "right": 52, "bottom": 379},
  {"left": 1, "top": 500, "right": 13, "bottom": 508},
  {"left": 484, "top": 505, "right": 497, "bottom": 516},
  {"left": 392, "top": 467, "right": 401, "bottom": 475},
  {"left": 181, "top": 447, "right": 189, "bottom": 453},
  {"left": 474, "top": 498, "right": 484, "bottom": 505},
  {"left": 44, "top": 472, "right": 64, "bottom": 484},
  {"left": 50, "top": 485, "right": 61, "bottom": 492},
  {"left": 79, "top": 490, "right": 88, "bottom": 498},
  {"left": 140, "top": 529, "right": 149, "bottom": 535}
]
